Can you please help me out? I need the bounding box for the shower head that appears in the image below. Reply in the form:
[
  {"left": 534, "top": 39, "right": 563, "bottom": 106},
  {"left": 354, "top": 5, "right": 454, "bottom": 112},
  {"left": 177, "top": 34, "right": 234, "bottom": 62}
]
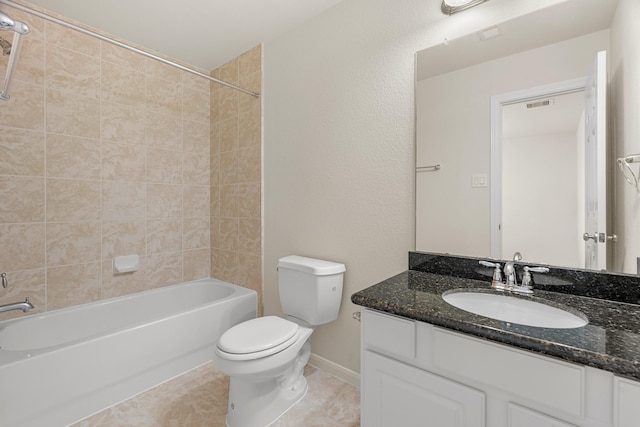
[
  {"left": 0, "top": 9, "right": 29, "bottom": 101},
  {"left": 0, "top": 10, "right": 29, "bottom": 34},
  {"left": 0, "top": 10, "right": 16, "bottom": 30}
]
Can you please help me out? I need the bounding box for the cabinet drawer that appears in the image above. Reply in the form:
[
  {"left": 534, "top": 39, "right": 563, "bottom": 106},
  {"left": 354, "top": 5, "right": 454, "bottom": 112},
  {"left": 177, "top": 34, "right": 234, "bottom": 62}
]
[
  {"left": 433, "top": 328, "right": 584, "bottom": 417},
  {"left": 363, "top": 309, "right": 415, "bottom": 359}
]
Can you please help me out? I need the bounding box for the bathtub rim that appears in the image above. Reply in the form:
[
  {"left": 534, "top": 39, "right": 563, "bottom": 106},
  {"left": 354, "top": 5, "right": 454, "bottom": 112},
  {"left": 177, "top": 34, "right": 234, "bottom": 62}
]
[{"left": 0, "top": 277, "right": 257, "bottom": 364}]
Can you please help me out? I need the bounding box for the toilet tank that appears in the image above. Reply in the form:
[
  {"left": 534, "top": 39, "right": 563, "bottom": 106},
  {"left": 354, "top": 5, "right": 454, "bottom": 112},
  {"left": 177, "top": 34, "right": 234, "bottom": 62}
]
[{"left": 278, "top": 255, "right": 346, "bottom": 326}]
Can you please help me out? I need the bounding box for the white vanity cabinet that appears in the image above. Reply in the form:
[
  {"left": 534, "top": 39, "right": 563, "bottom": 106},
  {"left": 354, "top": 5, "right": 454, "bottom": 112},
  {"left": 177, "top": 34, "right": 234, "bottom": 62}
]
[{"left": 360, "top": 308, "right": 640, "bottom": 427}]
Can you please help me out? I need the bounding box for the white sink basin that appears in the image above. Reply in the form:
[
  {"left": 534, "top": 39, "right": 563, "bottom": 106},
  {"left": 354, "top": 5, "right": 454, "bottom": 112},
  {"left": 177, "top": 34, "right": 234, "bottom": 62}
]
[{"left": 442, "top": 291, "right": 588, "bottom": 329}]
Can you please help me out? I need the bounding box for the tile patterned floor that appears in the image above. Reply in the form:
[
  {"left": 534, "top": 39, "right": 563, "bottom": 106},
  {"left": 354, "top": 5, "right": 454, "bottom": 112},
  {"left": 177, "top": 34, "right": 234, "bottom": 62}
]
[{"left": 72, "top": 363, "right": 360, "bottom": 427}]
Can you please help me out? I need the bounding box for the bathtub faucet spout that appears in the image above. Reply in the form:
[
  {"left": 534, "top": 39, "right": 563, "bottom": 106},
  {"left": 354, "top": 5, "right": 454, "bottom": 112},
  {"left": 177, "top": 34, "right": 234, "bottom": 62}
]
[{"left": 0, "top": 297, "right": 34, "bottom": 314}]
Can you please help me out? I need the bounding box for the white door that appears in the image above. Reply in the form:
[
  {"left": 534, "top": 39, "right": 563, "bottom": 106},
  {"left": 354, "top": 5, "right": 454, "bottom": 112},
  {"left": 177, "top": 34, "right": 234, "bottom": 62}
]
[{"left": 583, "top": 50, "right": 607, "bottom": 270}]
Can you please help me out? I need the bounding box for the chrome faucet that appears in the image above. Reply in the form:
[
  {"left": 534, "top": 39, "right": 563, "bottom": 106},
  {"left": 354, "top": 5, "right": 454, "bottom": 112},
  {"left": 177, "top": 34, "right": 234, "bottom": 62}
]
[
  {"left": 503, "top": 261, "right": 517, "bottom": 289},
  {"left": 503, "top": 252, "right": 523, "bottom": 290},
  {"left": 480, "top": 253, "right": 549, "bottom": 295},
  {"left": 0, "top": 297, "right": 34, "bottom": 314}
]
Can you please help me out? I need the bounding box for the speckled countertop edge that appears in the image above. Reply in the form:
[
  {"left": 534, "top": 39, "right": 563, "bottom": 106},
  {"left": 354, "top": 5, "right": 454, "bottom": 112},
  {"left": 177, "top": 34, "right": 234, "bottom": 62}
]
[{"left": 352, "top": 254, "right": 640, "bottom": 382}]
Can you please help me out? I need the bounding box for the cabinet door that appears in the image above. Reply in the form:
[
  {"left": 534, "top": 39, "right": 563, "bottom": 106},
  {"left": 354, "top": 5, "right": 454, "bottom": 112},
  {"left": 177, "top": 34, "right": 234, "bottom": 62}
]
[
  {"left": 508, "top": 403, "right": 577, "bottom": 427},
  {"left": 615, "top": 377, "right": 640, "bottom": 427},
  {"left": 362, "top": 350, "right": 485, "bottom": 427}
]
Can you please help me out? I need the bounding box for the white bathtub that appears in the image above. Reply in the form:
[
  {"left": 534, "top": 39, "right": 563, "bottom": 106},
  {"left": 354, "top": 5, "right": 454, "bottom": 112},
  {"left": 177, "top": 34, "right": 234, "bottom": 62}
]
[{"left": 0, "top": 278, "right": 257, "bottom": 427}]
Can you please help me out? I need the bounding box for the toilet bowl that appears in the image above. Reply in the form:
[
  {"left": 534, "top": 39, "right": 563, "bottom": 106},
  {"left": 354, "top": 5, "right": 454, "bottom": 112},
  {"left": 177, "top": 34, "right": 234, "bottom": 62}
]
[
  {"left": 213, "top": 255, "right": 345, "bottom": 427},
  {"left": 213, "top": 317, "right": 313, "bottom": 427},
  {"left": 214, "top": 316, "right": 313, "bottom": 379}
]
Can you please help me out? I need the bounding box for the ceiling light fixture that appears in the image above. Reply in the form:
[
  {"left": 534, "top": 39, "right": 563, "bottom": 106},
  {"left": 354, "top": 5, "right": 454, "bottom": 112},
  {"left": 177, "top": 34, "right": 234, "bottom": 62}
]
[{"left": 441, "top": 0, "right": 490, "bottom": 15}]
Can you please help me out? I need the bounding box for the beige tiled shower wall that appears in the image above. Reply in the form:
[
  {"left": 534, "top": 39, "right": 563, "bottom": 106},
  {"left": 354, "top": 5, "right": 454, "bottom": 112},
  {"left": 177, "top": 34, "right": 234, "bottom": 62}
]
[
  {"left": 0, "top": 5, "right": 214, "bottom": 319},
  {"left": 210, "top": 46, "right": 263, "bottom": 314}
]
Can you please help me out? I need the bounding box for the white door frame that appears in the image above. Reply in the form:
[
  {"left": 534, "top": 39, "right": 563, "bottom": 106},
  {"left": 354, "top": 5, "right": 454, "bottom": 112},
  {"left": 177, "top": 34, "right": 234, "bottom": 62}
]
[
  {"left": 490, "top": 77, "right": 588, "bottom": 260},
  {"left": 584, "top": 50, "right": 608, "bottom": 270}
]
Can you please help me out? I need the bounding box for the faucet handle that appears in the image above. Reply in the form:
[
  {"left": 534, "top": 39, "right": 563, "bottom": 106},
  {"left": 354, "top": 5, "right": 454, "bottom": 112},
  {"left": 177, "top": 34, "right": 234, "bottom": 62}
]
[
  {"left": 479, "top": 260, "right": 500, "bottom": 268},
  {"left": 524, "top": 266, "right": 550, "bottom": 274},
  {"left": 519, "top": 266, "right": 550, "bottom": 293},
  {"left": 479, "top": 261, "right": 504, "bottom": 289},
  {"left": 1, "top": 272, "right": 7, "bottom": 289}
]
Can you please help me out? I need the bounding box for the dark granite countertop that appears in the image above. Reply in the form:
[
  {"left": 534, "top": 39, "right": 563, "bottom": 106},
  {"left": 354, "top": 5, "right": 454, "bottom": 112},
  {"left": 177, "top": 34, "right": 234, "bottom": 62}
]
[{"left": 351, "top": 252, "right": 640, "bottom": 382}]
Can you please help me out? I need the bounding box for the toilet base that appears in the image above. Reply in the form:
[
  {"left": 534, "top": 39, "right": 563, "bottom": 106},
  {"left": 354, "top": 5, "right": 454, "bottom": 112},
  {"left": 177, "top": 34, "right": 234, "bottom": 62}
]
[
  {"left": 225, "top": 340, "right": 311, "bottom": 427},
  {"left": 225, "top": 372, "right": 308, "bottom": 427}
]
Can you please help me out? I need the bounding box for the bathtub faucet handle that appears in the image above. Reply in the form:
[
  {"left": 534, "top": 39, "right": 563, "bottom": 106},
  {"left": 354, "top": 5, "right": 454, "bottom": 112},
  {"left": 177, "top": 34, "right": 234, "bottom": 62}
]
[{"left": 1, "top": 272, "right": 7, "bottom": 288}]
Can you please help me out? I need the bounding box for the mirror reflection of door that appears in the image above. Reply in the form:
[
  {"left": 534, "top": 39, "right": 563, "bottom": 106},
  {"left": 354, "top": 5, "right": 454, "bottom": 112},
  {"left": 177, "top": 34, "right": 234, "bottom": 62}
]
[
  {"left": 501, "top": 90, "right": 586, "bottom": 268},
  {"left": 498, "top": 51, "right": 608, "bottom": 269},
  {"left": 583, "top": 50, "right": 608, "bottom": 271}
]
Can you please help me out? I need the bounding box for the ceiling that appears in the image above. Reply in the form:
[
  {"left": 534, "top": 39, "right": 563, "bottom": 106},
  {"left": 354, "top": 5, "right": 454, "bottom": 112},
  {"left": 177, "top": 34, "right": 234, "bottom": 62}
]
[
  {"left": 417, "top": 0, "right": 618, "bottom": 81},
  {"left": 19, "top": 0, "right": 346, "bottom": 71},
  {"left": 15, "top": 0, "right": 618, "bottom": 78}
]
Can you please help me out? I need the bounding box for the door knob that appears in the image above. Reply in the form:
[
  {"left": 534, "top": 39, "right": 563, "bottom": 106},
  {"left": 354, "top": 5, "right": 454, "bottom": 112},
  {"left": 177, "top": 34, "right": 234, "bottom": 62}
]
[
  {"left": 598, "top": 233, "right": 617, "bottom": 243},
  {"left": 583, "top": 233, "right": 617, "bottom": 242}
]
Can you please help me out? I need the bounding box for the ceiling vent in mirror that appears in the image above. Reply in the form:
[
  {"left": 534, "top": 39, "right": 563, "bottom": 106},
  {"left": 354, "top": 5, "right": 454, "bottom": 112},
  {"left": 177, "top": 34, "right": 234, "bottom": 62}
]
[
  {"left": 477, "top": 26, "right": 501, "bottom": 41},
  {"left": 524, "top": 99, "right": 554, "bottom": 109},
  {"left": 442, "top": 0, "right": 490, "bottom": 15}
]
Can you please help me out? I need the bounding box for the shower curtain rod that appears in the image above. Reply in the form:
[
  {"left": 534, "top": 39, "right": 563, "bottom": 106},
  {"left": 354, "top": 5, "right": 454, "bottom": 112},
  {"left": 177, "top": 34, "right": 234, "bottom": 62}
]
[{"left": 0, "top": 0, "right": 260, "bottom": 98}]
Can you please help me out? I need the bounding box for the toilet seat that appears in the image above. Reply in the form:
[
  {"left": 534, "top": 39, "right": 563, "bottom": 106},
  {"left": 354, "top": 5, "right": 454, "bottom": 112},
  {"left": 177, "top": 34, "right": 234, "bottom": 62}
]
[{"left": 216, "top": 316, "right": 300, "bottom": 361}]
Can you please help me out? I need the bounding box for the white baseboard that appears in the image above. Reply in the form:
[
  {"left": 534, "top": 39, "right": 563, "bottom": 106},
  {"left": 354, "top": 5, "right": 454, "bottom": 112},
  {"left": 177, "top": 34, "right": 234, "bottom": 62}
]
[{"left": 309, "top": 353, "right": 360, "bottom": 389}]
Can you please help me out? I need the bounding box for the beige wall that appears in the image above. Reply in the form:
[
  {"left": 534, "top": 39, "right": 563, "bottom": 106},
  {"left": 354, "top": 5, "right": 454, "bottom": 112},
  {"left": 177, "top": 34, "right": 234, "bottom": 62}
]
[
  {"left": 210, "top": 46, "right": 263, "bottom": 313},
  {"left": 611, "top": 0, "right": 640, "bottom": 274},
  {"left": 0, "top": 5, "right": 213, "bottom": 320}
]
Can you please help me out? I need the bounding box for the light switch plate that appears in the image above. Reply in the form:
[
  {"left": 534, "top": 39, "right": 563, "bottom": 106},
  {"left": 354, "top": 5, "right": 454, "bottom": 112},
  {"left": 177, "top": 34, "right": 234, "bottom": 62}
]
[{"left": 472, "top": 174, "right": 488, "bottom": 188}]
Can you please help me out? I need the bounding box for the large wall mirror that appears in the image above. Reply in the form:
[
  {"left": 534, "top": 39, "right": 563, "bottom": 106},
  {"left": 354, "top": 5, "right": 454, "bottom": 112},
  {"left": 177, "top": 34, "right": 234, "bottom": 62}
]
[{"left": 415, "top": 0, "right": 638, "bottom": 274}]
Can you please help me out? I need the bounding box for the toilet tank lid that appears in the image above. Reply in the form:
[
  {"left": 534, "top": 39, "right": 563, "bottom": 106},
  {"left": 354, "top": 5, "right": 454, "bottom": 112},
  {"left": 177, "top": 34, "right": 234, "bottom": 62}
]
[{"left": 278, "top": 255, "right": 345, "bottom": 275}]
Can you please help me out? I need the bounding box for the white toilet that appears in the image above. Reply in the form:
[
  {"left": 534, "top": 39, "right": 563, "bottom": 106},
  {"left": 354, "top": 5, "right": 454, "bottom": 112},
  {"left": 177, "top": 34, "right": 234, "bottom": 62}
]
[{"left": 212, "top": 255, "right": 346, "bottom": 427}]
